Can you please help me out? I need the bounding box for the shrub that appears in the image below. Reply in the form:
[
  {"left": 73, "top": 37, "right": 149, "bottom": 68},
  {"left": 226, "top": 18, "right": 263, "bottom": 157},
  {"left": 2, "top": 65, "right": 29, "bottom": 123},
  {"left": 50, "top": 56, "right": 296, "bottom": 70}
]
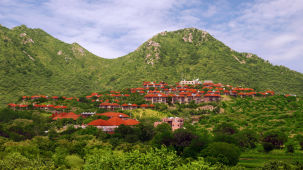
[
  {"left": 235, "top": 129, "right": 259, "bottom": 149},
  {"left": 262, "top": 130, "right": 288, "bottom": 149},
  {"left": 200, "top": 142, "right": 241, "bottom": 166},
  {"left": 65, "top": 155, "right": 84, "bottom": 169},
  {"left": 262, "top": 142, "right": 274, "bottom": 153},
  {"left": 295, "top": 134, "right": 303, "bottom": 150},
  {"left": 285, "top": 143, "right": 295, "bottom": 153},
  {"left": 213, "top": 122, "right": 238, "bottom": 135},
  {"left": 262, "top": 161, "right": 292, "bottom": 170}
]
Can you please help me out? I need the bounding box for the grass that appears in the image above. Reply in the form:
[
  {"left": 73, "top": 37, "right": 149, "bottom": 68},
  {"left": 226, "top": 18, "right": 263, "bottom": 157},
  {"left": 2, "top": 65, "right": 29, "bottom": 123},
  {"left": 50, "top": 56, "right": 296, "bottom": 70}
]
[
  {"left": 238, "top": 149, "right": 303, "bottom": 168},
  {"left": 130, "top": 109, "right": 171, "bottom": 120}
]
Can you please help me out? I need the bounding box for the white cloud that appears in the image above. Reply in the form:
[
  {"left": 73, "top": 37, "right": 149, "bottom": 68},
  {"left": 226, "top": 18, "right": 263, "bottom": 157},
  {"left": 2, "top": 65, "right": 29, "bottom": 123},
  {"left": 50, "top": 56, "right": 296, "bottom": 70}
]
[{"left": 210, "top": 0, "right": 303, "bottom": 67}]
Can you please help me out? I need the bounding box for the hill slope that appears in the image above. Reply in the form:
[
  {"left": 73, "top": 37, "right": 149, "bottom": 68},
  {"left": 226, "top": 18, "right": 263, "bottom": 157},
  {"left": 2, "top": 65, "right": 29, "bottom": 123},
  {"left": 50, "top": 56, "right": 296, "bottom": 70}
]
[
  {"left": 0, "top": 25, "right": 302, "bottom": 105},
  {"left": 108, "top": 28, "right": 303, "bottom": 93},
  {"left": 0, "top": 25, "right": 111, "bottom": 105}
]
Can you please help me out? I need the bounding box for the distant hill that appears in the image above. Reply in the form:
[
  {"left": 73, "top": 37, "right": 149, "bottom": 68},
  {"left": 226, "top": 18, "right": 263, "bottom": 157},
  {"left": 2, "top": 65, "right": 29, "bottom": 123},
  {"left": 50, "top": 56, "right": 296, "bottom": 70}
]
[{"left": 0, "top": 25, "right": 302, "bottom": 106}]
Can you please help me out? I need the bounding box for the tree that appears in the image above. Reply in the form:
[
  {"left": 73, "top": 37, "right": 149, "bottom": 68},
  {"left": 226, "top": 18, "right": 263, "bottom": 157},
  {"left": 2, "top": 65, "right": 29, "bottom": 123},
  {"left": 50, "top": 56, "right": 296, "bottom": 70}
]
[
  {"left": 262, "top": 142, "right": 274, "bottom": 153},
  {"left": 262, "top": 161, "right": 292, "bottom": 170},
  {"left": 262, "top": 130, "right": 288, "bottom": 149},
  {"left": 137, "top": 123, "right": 154, "bottom": 142},
  {"left": 114, "top": 124, "right": 139, "bottom": 143},
  {"left": 48, "top": 128, "right": 58, "bottom": 140},
  {"left": 200, "top": 142, "right": 241, "bottom": 166},
  {"left": 285, "top": 143, "right": 295, "bottom": 153},
  {"left": 213, "top": 122, "right": 238, "bottom": 135},
  {"left": 235, "top": 129, "right": 259, "bottom": 149},
  {"left": 152, "top": 123, "right": 173, "bottom": 147},
  {"left": 0, "top": 152, "right": 55, "bottom": 169},
  {"left": 183, "top": 133, "right": 210, "bottom": 158},
  {"left": 295, "top": 134, "right": 303, "bottom": 150},
  {"left": 65, "top": 155, "right": 84, "bottom": 169},
  {"left": 172, "top": 129, "right": 196, "bottom": 154},
  {"left": 84, "top": 147, "right": 181, "bottom": 169}
]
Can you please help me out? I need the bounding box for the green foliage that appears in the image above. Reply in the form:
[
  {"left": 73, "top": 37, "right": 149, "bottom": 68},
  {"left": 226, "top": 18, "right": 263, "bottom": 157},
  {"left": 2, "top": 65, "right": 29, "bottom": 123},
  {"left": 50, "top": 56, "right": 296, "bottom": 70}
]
[
  {"left": 84, "top": 147, "right": 181, "bottom": 170},
  {"left": 65, "top": 154, "right": 84, "bottom": 169},
  {"left": 235, "top": 129, "right": 259, "bottom": 149},
  {"left": 1, "top": 25, "right": 303, "bottom": 107},
  {"left": 201, "top": 142, "right": 241, "bottom": 166},
  {"left": 262, "top": 161, "right": 292, "bottom": 170},
  {"left": 0, "top": 152, "right": 55, "bottom": 169},
  {"left": 213, "top": 122, "right": 238, "bottom": 135},
  {"left": 262, "top": 142, "right": 274, "bottom": 153},
  {"left": 295, "top": 134, "right": 303, "bottom": 150},
  {"left": 285, "top": 143, "right": 295, "bottom": 153},
  {"left": 262, "top": 130, "right": 288, "bottom": 149}
]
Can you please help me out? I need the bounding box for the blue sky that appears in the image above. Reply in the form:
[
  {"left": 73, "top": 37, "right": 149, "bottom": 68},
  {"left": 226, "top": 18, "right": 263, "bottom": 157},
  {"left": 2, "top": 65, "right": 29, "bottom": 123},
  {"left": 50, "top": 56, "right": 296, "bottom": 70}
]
[{"left": 0, "top": 0, "right": 302, "bottom": 73}]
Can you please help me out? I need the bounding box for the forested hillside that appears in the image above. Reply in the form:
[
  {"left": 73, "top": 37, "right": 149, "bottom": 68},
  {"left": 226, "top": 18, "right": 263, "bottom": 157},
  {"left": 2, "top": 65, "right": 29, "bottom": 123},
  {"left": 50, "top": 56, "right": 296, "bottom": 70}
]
[{"left": 1, "top": 25, "right": 302, "bottom": 106}]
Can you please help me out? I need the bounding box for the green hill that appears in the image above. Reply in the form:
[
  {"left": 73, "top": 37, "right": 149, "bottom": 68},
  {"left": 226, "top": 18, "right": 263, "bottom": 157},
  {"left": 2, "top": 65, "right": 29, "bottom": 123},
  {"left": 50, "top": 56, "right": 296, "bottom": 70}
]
[{"left": 0, "top": 25, "right": 302, "bottom": 106}]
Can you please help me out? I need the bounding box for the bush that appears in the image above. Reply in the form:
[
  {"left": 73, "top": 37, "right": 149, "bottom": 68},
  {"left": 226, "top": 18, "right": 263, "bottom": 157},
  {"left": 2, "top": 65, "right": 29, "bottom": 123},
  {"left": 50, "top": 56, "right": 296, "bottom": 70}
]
[
  {"left": 262, "top": 130, "right": 288, "bottom": 149},
  {"left": 262, "top": 161, "right": 292, "bottom": 170},
  {"left": 285, "top": 143, "right": 294, "bottom": 153},
  {"left": 213, "top": 122, "right": 238, "bottom": 135},
  {"left": 235, "top": 129, "right": 259, "bottom": 149},
  {"left": 262, "top": 142, "right": 274, "bottom": 153},
  {"left": 200, "top": 142, "right": 241, "bottom": 166},
  {"left": 213, "top": 134, "right": 238, "bottom": 145},
  {"left": 295, "top": 134, "right": 303, "bottom": 150},
  {"left": 65, "top": 155, "right": 84, "bottom": 169}
]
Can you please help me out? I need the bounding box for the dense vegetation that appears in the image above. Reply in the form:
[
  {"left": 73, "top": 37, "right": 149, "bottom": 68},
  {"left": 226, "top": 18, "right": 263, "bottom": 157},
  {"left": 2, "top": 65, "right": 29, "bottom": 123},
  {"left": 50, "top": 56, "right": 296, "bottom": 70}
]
[
  {"left": 1, "top": 25, "right": 303, "bottom": 106},
  {"left": 0, "top": 94, "right": 303, "bottom": 169}
]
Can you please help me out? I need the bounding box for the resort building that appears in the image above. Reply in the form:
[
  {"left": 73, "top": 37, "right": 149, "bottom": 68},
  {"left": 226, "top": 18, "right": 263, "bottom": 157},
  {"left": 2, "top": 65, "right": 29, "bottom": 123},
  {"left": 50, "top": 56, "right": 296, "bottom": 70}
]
[{"left": 154, "top": 117, "right": 184, "bottom": 131}]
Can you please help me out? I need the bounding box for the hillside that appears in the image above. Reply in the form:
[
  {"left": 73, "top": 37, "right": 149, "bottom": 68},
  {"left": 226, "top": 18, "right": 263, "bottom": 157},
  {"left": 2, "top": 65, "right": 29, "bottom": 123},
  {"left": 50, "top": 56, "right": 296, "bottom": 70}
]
[
  {"left": 109, "top": 28, "right": 303, "bottom": 93},
  {"left": 0, "top": 25, "right": 303, "bottom": 106},
  {"left": 0, "top": 25, "right": 111, "bottom": 105}
]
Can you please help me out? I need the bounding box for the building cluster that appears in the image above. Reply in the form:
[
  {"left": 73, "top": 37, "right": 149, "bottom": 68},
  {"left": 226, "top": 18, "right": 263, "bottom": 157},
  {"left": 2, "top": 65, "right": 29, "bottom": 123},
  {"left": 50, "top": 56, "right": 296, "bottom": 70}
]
[
  {"left": 142, "top": 80, "right": 275, "bottom": 104},
  {"left": 51, "top": 111, "right": 139, "bottom": 133},
  {"left": 154, "top": 117, "right": 184, "bottom": 131},
  {"left": 7, "top": 80, "right": 281, "bottom": 134}
]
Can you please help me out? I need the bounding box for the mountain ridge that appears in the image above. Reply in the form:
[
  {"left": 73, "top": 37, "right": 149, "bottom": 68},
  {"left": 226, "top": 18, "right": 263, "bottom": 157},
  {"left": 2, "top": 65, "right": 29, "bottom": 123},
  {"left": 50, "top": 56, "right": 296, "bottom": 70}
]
[{"left": 0, "top": 25, "right": 302, "bottom": 106}]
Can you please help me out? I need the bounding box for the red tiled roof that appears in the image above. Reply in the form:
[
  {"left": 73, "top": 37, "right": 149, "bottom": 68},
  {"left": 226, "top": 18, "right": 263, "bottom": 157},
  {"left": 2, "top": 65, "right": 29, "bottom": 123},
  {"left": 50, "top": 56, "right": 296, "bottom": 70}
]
[
  {"left": 96, "top": 112, "right": 129, "bottom": 118},
  {"left": 140, "top": 104, "right": 149, "bottom": 108},
  {"left": 52, "top": 112, "right": 80, "bottom": 120},
  {"left": 131, "top": 104, "right": 138, "bottom": 107},
  {"left": 88, "top": 119, "right": 111, "bottom": 126},
  {"left": 106, "top": 117, "right": 125, "bottom": 126},
  {"left": 204, "top": 94, "right": 221, "bottom": 97},
  {"left": 124, "top": 119, "right": 140, "bottom": 125},
  {"left": 8, "top": 103, "right": 17, "bottom": 107},
  {"left": 203, "top": 83, "right": 214, "bottom": 86},
  {"left": 53, "top": 106, "right": 67, "bottom": 109}
]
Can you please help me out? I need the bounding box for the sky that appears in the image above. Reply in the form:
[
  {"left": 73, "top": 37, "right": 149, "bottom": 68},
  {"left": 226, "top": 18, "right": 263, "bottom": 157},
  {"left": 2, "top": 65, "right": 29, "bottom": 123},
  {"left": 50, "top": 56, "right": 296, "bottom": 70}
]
[{"left": 0, "top": 0, "right": 302, "bottom": 73}]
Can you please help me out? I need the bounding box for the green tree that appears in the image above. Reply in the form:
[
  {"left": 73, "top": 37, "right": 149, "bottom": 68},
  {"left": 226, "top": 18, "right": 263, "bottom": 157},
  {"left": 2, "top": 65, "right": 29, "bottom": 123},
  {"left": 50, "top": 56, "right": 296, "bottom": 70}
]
[
  {"left": 213, "top": 122, "right": 238, "bottom": 135},
  {"left": 235, "top": 129, "right": 259, "bottom": 149},
  {"left": 262, "top": 130, "right": 288, "bottom": 149},
  {"left": 200, "top": 142, "right": 241, "bottom": 166},
  {"left": 65, "top": 155, "right": 84, "bottom": 169}
]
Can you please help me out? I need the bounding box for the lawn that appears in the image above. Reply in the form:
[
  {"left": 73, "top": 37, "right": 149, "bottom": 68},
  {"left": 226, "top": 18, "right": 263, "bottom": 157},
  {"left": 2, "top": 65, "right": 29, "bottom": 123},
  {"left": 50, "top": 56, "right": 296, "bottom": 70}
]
[{"left": 239, "top": 149, "right": 303, "bottom": 168}]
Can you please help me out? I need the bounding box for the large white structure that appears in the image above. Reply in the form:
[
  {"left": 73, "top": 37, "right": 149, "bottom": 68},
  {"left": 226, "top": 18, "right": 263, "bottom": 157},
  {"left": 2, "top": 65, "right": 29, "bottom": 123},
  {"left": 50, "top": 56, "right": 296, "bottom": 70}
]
[{"left": 179, "top": 79, "right": 202, "bottom": 85}]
